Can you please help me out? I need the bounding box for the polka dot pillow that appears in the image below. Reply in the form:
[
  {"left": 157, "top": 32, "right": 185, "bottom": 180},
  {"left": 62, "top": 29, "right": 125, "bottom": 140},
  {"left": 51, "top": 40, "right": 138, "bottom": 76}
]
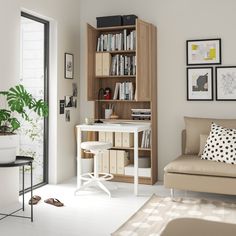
[{"left": 201, "top": 123, "right": 236, "bottom": 164}]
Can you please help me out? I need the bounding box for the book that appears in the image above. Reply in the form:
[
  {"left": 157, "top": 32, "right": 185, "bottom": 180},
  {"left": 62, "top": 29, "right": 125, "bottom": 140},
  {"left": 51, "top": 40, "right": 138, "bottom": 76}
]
[
  {"left": 102, "top": 53, "right": 111, "bottom": 76},
  {"left": 113, "top": 83, "right": 120, "bottom": 100},
  {"left": 98, "top": 131, "right": 106, "bottom": 142},
  {"left": 116, "top": 150, "right": 129, "bottom": 175},
  {"left": 95, "top": 53, "right": 103, "bottom": 76},
  {"left": 115, "top": 132, "right": 122, "bottom": 147},
  {"left": 109, "top": 150, "right": 117, "bottom": 174},
  {"left": 102, "top": 150, "right": 110, "bottom": 173},
  {"left": 122, "top": 132, "right": 134, "bottom": 148},
  {"left": 105, "top": 132, "right": 114, "bottom": 146}
]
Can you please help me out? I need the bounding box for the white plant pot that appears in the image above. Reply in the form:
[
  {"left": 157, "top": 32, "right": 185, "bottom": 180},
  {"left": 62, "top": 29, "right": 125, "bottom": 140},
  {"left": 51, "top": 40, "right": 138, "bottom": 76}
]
[
  {"left": 81, "top": 158, "right": 94, "bottom": 174},
  {"left": 0, "top": 134, "right": 18, "bottom": 164}
]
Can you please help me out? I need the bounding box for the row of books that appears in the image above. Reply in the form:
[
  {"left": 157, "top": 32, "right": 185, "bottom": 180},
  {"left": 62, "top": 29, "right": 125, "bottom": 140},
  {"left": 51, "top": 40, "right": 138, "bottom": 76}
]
[
  {"left": 113, "top": 82, "right": 134, "bottom": 100},
  {"left": 141, "top": 129, "right": 151, "bottom": 148},
  {"left": 96, "top": 30, "right": 136, "bottom": 52},
  {"left": 131, "top": 109, "right": 151, "bottom": 120},
  {"left": 98, "top": 150, "right": 129, "bottom": 175},
  {"left": 111, "top": 55, "right": 136, "bottom": 76}
]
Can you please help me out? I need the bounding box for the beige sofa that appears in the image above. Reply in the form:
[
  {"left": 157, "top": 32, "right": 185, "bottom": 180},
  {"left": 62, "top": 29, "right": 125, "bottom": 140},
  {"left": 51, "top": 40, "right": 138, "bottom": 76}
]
[{"left": 164, "top": 117, "right": 236, "bottom": 196}]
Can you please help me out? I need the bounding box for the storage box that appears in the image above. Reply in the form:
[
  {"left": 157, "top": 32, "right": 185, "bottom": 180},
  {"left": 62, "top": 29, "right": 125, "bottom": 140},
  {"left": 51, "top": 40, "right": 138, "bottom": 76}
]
[
  {"left": 123, "top": 15, "right": 138, "bottom": 26},
  {"left": 96, "top": 15, "right": 122, "bottom": 28},
  {"left": 124, "top": 164, "right": 151, "bottom": 177}
]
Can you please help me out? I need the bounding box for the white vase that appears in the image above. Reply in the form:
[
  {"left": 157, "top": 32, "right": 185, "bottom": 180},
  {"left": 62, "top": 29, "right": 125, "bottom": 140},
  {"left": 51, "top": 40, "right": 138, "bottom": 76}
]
[
  {"left": 81, "top": 158, "right": 94, "bottom": 174},
  {"left": 0, "top": 134, "right": 18, "bottom": 164}
]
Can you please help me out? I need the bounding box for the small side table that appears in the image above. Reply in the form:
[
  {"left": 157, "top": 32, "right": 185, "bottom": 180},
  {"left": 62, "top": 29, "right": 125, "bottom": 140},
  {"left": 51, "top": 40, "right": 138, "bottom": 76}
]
[{"left": 0, "top": 156, "right": 34, "bottom": 222}]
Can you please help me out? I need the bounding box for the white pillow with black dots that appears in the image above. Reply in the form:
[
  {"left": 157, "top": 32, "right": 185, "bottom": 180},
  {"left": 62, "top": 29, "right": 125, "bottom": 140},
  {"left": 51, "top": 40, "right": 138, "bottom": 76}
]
[{"left": 201, "top": 122, "right": 236, "bottom": 164}]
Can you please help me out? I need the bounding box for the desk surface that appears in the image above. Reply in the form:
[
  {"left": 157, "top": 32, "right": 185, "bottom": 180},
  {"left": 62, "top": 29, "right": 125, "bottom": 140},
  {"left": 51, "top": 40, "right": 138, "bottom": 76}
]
[{"left": 77, "top": 122, "right": 151, "bottom": 132}]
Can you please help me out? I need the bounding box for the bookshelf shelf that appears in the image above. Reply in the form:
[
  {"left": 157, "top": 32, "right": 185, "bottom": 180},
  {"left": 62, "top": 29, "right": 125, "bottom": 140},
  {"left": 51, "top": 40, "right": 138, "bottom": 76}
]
[
  {"left": 106, "top": 50, "right": 136, "bottom": 54},
  {"left": 96, "top": 75, "right": 136, "bottom": 79},
  {"left": 96, "top": 25, "right": 136, "bottom": 32},
  {"left": 87, "top": 19, "right": 157, "bottom": 185},
  {"left": 95, "top": 99, "right": 139, "bottom": 102},
  {"left": 111, "top": 147, "right": 151, "bottom": 151}
]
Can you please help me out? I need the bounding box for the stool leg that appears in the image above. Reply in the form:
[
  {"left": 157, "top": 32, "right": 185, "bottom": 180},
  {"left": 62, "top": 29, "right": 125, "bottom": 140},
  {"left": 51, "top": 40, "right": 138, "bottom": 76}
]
[
  {"left": 97, "top": 181, "right": 111, "bottom": 198},
  {"left": 93, "top": 152, "right": 99, "bottom": 179}
]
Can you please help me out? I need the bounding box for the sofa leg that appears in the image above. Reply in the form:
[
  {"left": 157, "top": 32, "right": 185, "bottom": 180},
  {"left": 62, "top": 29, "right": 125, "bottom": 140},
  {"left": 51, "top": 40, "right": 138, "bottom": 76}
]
[{"left": 170, "top": 188, "right": 175, "bottom": 201}]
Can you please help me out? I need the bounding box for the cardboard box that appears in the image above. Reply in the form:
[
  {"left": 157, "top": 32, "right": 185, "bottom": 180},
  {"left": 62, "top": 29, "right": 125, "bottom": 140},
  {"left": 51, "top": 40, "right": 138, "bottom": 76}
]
[
  {"left": 109, "top": 150, "right": 117, "bottom": 174},
  {"left": 124, "top": 164, "right": 151, "bottom": 177}
]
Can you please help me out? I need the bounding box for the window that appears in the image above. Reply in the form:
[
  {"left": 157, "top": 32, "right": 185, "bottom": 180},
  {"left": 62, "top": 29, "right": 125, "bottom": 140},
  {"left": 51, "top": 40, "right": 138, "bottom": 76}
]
[{"left": 20, "top": 12, "right": 49, "bottom": 189}]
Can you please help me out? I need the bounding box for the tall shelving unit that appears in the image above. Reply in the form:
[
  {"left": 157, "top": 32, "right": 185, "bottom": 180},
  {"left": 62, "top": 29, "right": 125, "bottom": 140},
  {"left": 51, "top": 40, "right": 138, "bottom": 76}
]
[{"left": 86, "top": 19, "right": 157, "bottom": 185}]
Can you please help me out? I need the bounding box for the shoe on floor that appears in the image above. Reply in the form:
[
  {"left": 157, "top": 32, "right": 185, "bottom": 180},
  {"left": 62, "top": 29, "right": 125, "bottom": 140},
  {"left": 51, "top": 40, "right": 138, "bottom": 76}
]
[
  {"left": 28, "top": 195, "right": 41, "bottom": 205},
  {"left": 44, "top": 198, "right": 64, "bottom": 207}
]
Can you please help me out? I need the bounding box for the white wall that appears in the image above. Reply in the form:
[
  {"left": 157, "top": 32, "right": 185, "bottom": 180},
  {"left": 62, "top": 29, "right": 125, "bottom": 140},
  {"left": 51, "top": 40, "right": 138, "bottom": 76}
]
[
  {"left": 0, "top": 0, "right": 80, "bottom": 184},
  {"left": 79, "top": 0, "right": 236, "bottom": 180}
]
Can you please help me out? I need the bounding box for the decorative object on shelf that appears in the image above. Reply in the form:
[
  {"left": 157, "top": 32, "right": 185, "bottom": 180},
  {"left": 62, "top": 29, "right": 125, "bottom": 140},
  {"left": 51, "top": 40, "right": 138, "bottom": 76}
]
[
  {"left": 123, "top": 15, "right": 138, "bottom": 26},
  {"left": 95, "top": 88, "right": 105, "bottom": 123},
  {"left": 187, "top": 67, "right": 213, "bottom": 101},
  {"left": 65, "top": 110, "right": 70, "bottom": 122},
  {"left": 186, "top": 38, "right": 221, "bottom": 65},
  {"left": 0, "top": 84, "right": 48, "bottom": 163},
  {"left": 131, "top": 109, "right": 151, "bottom": 120},
  {"left": 104, "top": 87, "right": 112, "bottom": 100},
  {"left": 59, "top": 100, "right": 65, "bottom": 114},
  {"left": 65, "top": 95, "right": 73, "bottom": 107},
  {"left": 110, "top": 112, "right": 119, "bottom": 119},
  {"left": 105, "top": 109, "right": 113, "bottom": 119},
  {"left": 85, "top": 117, "right": 94, "bottom": 125},
  {"left": 72, "top": 83, "right": 78, "bottom": 97},
  {"left": 216, "top": 66, "right": 236, "bottom": 101},
  {"left": 64, "top": 53, "right": 74, "bottom": 79},
  {"left": 96, "top": 15, "right": 122, "bottom": 28}
]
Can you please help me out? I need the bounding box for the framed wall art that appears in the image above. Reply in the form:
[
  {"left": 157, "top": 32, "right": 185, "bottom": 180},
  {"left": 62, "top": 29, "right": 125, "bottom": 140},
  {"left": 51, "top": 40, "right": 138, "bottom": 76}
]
[
  {"left": 186, "top": 39, "right": 221, "bottom": 65},
  {"left": 65, "top": 53, "right": 74, "bottom": 79},
  {"left": 187, "top": 67, "right": 213, "bottom": 101},
  {"left": 216, "top": 66, "right": 236, "bottom": 101}
]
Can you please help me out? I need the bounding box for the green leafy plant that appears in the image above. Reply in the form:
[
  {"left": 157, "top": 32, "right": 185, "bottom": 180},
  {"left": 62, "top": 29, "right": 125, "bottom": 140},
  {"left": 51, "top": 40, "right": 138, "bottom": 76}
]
[{"left": 0, "top": 84, "right": 48, "bottom": 134}]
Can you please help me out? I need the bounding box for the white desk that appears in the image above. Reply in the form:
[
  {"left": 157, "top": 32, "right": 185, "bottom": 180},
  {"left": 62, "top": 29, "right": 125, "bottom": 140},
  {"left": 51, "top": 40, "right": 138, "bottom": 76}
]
[{"left": 76, "top": 122, "right": 151, "bottom": 195}]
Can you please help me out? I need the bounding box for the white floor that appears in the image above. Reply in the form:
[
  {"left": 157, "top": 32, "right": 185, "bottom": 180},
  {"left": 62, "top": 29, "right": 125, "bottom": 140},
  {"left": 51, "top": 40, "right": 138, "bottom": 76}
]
[{"left": 0, "top": 178, "right": 236, "bottom": 236}]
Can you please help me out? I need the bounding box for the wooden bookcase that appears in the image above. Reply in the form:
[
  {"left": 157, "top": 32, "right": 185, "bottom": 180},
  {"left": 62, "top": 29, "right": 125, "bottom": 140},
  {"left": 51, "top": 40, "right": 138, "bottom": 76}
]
[{"left": 86, "top": 19, "right": 157, "bottom": 185}]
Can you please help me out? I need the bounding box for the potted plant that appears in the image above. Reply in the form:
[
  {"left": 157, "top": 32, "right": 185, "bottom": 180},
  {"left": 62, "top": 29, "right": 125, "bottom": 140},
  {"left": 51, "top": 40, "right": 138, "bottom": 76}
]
[{"left": 0, "top": 84, "right": 48, "bottom": 163}]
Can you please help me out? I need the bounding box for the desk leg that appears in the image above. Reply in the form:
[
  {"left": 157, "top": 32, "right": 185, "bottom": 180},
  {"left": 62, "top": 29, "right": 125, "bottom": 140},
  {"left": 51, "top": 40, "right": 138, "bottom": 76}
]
[
  {"left": 134, "top": 131, "right": 139, "bottom": 196},
  {"left": 77, "top": 127, "right": 82, "bottom": 189}
]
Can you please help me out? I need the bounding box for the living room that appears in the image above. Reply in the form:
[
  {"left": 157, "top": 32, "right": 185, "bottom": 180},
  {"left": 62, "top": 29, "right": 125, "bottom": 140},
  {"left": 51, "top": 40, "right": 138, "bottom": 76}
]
[{"left": 0, "top": 0, "right": 236, "bottom": 235}]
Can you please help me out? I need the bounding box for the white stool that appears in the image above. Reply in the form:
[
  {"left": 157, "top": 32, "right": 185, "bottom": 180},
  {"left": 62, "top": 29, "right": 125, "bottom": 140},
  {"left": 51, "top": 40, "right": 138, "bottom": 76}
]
[{"left": 76, "top": 141, "right": 113, "bottom": 197}]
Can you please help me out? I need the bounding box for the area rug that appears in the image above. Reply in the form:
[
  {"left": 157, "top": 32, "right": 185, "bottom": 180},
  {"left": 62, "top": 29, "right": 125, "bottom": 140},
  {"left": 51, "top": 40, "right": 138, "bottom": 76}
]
[{"left": 112, "top": 195, "right": 236, "bottom": 236}]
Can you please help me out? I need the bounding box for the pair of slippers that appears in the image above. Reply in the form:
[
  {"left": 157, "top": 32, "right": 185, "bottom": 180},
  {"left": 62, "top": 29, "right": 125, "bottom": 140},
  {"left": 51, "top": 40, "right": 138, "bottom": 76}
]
[{"left": 29, "top": 195, "right": 64, "bottom": 207}]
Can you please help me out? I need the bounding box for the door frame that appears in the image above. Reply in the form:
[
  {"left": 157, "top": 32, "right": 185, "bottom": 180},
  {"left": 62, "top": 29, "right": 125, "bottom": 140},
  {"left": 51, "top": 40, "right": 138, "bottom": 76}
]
[{"left": 21, "top": 12, "right": 49, "bottom": 189}]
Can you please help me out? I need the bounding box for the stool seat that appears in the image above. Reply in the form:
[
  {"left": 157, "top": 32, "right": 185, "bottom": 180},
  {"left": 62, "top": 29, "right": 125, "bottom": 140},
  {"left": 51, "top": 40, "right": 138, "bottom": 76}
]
[{"left": 81, "top": 141, "right": 112, "bottom": 152}]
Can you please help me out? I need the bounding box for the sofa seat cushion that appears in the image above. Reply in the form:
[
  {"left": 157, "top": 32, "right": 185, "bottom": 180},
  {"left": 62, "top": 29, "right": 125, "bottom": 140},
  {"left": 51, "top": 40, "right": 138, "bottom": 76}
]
[{"left": 164, "top": 155, "right": 236, "bottom": 178}]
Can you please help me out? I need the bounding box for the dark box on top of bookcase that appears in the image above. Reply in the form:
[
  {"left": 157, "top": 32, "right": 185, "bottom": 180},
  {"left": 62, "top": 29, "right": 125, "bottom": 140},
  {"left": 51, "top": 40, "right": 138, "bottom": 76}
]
[
  {"left": 122, "top": 15, "right": 138, "bottom": 26},
  {"left": 96, "top": 15, "right": 122, "bottom": 28}
]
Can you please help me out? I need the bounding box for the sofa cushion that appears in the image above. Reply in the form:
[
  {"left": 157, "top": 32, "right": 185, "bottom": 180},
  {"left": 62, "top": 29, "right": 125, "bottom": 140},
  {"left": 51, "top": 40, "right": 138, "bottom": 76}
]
[
  {"left": 164, "top": 155, "right": 236, "bottom": 178},
  {"left": 184, "top": 117, "right": 236, "bottom": 154},
  {"left": 201, "top": 123, "right": 236, "bottom": 164}
]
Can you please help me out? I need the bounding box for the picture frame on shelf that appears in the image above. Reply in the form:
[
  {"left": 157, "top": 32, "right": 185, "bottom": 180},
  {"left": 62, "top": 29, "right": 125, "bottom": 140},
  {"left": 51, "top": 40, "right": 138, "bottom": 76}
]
[
  {"left": 65, "top": 53, "right": 74, "bottom": 79},
  {"left": 186, "top": 38, "right": 221, "bottom": 65},
  {"left": 187, "top": 67, "right": 213, "bottom": 101},
  {"left": 216, "top": 66, "right": 236, "bottom": 101}
]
